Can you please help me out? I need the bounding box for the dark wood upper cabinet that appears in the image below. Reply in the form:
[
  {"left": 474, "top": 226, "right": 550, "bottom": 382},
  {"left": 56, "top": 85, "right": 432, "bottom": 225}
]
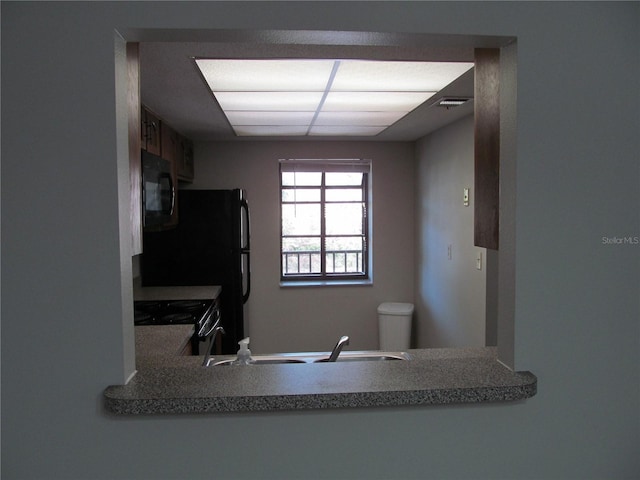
[
  {"left": 160, "top": 121, "right": 178, "bottom": 163},
  {"left": 177, "top": 137, "right": 194, "bottom": 182},
  {"left": 141, "top": 108, "right": 161, "bottom": 156},
  {"left": 474, "top": 48, "right": 501, "bottom": 250}
]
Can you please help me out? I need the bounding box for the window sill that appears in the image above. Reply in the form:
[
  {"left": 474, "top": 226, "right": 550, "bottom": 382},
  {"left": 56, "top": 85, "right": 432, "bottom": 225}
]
[{"left": 280, "top": 278, "right": 373, "bottom": 288}]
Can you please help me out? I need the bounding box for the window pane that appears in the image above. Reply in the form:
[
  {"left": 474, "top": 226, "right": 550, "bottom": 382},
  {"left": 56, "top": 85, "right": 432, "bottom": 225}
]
[
  {"left": 282, "top": 171, "right": 322, "bottom": 186},
  {"left": 325, "top": 203, "right": 363, "bottom": 235},
  {"left": 284, "top": 253, "right": 322, "bottom": 274},
  {"left": 282, "top": 237, "right": 321, "bottom": 252},
  {"left": 325, "top": 236, "right": 363, "bottom": 251},
  {"left": 325, "top": 172, "right": 362, "bottom": 186},
  {"left": 326, "top": 188, "right": 362, "bottom": 202},
  {"left": 282, "top": 188, "right": 321, "bottom": 202},
  {"left": 326, "top": 252, "right": 363, "bottom": 273},
  {"left": 282, "top": 237, "right": 321, "bottom": 275},
  {"left": 282, "top": 204, "right": 320, "bottom": 235},
  {"left": 326, "top": 237, "right": 364, "bottom": 274}
]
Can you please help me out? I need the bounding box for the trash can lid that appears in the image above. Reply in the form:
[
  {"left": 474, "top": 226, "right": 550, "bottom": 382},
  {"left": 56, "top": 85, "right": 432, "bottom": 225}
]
[{"left": 377, "top": 302, "right": 414, "bottom": 315}]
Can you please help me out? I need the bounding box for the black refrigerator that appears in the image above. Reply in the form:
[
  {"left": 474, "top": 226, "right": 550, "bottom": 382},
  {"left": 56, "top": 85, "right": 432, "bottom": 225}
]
[{"left": 141, "top": 189, "right": 250, "bottom": 354}]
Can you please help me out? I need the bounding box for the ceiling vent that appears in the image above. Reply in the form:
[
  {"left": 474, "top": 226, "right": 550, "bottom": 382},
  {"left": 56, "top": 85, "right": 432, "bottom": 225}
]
[{"left": 434, "top": 97, "right": 472, "bottom": 109}]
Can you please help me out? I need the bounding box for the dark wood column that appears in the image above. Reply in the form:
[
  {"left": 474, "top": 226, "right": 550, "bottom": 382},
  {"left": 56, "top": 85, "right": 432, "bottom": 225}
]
[{"left": 474, "top": 48, "right": 501, "bottom": 250}]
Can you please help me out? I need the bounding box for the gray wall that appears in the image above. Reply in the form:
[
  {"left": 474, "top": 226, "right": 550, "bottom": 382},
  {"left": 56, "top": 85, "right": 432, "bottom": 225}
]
[
  {"left": 414, "top": 115, "right": 488, "bottom": 348},
  {"left": 2, "top": 2, "right": 638, "bottom": 479},
  {"left": 187, "top": 141, "right": 415, "bottom": 353}
]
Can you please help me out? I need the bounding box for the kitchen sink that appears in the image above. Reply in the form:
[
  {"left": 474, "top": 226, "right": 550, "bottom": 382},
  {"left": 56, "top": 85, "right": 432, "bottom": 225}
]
[
  {"left": 313, "top": 352, "right": 411, "bottom": 362},
  {"left": 209, "top": 356, "right": 307, "bottom": 366},
  {"left": 206, "top": 351, "right": 411, "bottom": 366}
]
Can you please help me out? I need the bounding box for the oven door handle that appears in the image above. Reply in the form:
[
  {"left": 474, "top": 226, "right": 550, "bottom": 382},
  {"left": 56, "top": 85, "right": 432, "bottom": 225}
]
[{"left": 197, "top": 305, "right": 221, "bottom": 338}]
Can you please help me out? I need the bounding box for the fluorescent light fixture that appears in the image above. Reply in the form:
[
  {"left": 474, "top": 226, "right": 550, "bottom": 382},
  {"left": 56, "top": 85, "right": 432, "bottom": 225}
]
[
  {"left": 234, "top": 125, "right": 310, "bottom": 136},
  {"left": 226, "top": 111, "right": 315, "bottom": 126},
  {"left": 196, "top": 59, "right": 335, "bottom": 92},
  {"left": 214, "top": 91, "right": 323, "bottom": 111},
  {"left": 314, "top": 111, "right": 408, "bottom": 126},
  {"left": 322, "top": 91, "right": 436, "bottom": 112},
  {"left": 195, "top": 58, "right": 473, "bottom": 136},
  {"left": 309, "top": 125, "right": 387, "bottom": 136},
  {"left": 331, "top": 61, "right": 473, "bottom": 92}
]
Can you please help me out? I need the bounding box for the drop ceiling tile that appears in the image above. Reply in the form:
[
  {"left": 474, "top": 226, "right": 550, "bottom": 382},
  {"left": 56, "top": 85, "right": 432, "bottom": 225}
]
[
  {"left": 196, "top": 59, "right": 335, "bottom": 91},
  {"left": 233, "top": 125, "right": 309, "bottom": 136},
  {"left": 308, "top": 125, "right": 386, "bottom": 136},
  {"left": 332, "top": 60, "right": 474, "bottom": 91},
  {"left": 314, "top": 110, "right": 407, "bottom": 126},
  {"left": 226, "top": 111, "right": 315, "bottom": 126},
  {"left": 214, "top": 91, "right": 324, "bottom": 111},
  {"left": 321, "top": 91, "right": 436, "bottom": 112}
]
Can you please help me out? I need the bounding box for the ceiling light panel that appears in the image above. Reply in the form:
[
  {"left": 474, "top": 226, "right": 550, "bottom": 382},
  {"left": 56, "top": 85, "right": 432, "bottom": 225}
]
[
  {"left": 214, "top": 91, "right": 324, "bottom": 111},
  {"left": 225, "top": 111, "right": 315, "bottom": 126},
  {"left": 314, "top": 111, "right": 408, "bottom": 126},
  {"left": 195, "top": 59, "right": 335, "bottom": 91},
  {"left": 309, "top": 126, "right": 387, "bottom": 136},
  {"left": 322, "top": 91, "right": 436, "bottom": 112},
  {"left": 332, "top": 61, "right": 473, "bottom": 91},
  {"left": 234, "top": 125, "right": 310, "bottom": 136},
  {"left": 195, "top": 58, "right": 473, "bottom": 137}
]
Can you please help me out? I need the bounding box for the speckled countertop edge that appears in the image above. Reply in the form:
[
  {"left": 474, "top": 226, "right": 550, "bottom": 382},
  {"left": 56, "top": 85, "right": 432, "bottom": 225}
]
[{"left": 103, "top": 348, "right": 537, "bottom": 415}]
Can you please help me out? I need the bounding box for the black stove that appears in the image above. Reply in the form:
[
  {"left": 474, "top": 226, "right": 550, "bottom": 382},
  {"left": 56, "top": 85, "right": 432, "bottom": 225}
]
[
  {"left": 134, "top": 298, "right": 221, "bottom": 356},
  {"left": 134, "top": 299, "right": 213, "bottom": 326}
]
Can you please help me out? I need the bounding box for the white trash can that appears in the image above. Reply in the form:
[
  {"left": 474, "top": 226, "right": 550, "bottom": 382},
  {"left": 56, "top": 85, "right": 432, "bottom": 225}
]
[{"left": 377, "top": 302, "right": 414, "bottom": 350}]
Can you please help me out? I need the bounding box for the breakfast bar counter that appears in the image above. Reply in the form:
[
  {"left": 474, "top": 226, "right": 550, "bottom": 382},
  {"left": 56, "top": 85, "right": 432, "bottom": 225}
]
[{"left": 103, "top": 347, "right": 536, "bottom": 415}]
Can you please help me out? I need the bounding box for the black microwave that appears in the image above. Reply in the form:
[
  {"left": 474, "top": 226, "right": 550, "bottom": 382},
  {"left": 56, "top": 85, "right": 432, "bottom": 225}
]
[{"left": 142, "top": 150, "right": 175, "bottom": 228}]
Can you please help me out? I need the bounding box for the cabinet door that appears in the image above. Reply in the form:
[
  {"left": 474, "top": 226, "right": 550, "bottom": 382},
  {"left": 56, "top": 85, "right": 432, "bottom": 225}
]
[
  {"left": 177, "top": 136, "right": 194, "bottom": 182},
  {"left": 141, "top": 108, "right": 161, "bottom": 156},
  {"left": 161, "top": 122, "right": 178, "bottom": 163}
]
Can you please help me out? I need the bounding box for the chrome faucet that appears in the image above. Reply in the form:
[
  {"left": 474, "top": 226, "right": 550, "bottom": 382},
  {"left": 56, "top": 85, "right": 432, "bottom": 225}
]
[{"left": 327, "top": 335, "right": 350, "bottom": 362}]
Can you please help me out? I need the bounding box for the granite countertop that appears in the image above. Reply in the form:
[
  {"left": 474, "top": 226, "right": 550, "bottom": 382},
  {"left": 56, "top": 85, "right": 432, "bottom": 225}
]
[
  {"left": 104, "top": 347, "right": 537, "bottom": 415},
  {"left": 135, "top": 325, "right": 194, "bottom": 358}
]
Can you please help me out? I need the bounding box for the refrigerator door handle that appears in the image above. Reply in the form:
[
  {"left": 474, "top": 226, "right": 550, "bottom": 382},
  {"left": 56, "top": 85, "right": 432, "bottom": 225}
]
[
  {"left": 240, "top": 197, "right": 251, "bottom": 304},
  {"left": 240, "top": 197, "right": 250, "bottom": 250},
  {"left": 241, "top": 251, "right": 251, "bottom": 304}
]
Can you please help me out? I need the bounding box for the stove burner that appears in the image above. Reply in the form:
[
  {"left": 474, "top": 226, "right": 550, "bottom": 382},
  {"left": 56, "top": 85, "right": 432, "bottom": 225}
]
[
  {"left": 135, "top": 301, "right": 163, "bottom": 311},
  {"left": 166, "top": 300, "right": 206, "bottom": 311},
  {"left": 160, "top": 312, "right": 196, "bottom": 324},
  {"left": 134, "top": 312, "right": 155, "bottom": 325}
]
